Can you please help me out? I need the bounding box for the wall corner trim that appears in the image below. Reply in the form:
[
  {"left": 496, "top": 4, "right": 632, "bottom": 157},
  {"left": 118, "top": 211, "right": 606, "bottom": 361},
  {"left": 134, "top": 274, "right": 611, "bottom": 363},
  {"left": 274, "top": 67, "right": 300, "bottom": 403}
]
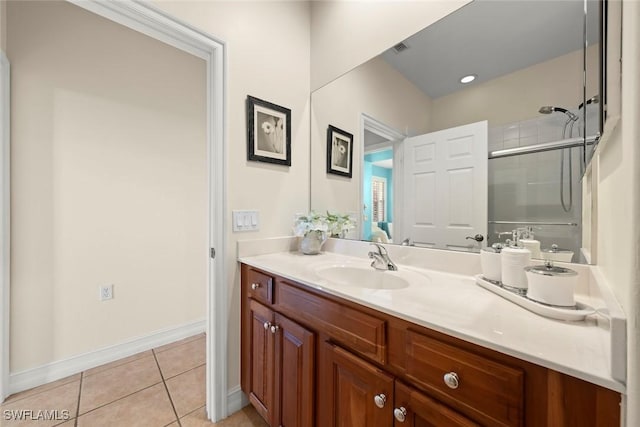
[
  {"left": 0, "top": 50, "right": 10, "bottom": 403},
  {"left": 226, "top": 385, "right": 249, "bottom": 416}
]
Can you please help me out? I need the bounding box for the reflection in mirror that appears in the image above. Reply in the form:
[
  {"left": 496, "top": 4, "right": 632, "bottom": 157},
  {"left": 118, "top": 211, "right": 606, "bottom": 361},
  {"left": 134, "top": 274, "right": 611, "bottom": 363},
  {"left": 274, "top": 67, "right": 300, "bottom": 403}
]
[
  {"left": 310, "top": 0, "right": 603, "bottom": 264},
  {"left": 585, "top": 0, "right": 603, "bottom": 163}
]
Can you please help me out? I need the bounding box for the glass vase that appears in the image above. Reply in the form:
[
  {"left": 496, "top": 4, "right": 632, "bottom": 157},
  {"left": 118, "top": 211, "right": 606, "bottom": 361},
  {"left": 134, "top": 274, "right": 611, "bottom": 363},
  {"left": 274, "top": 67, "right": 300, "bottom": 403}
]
[{"left": 299, "top": 230, "right": 327, "bottom": 255}]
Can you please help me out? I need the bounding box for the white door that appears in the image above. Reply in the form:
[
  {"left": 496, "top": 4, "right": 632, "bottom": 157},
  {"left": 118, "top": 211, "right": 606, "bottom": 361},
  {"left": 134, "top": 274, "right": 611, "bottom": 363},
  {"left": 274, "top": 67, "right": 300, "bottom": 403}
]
[{"left": 402, "top": 121, "right": 487, "bottom": 251}]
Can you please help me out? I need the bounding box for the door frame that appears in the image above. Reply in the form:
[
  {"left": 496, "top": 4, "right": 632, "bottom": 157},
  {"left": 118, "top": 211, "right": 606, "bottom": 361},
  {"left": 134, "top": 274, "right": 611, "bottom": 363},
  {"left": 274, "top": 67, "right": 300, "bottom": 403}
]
[
  {"left": 0, "top": 50, "right": 10, "bottom": 406},
  {"left": 359, "top": 113, "right": 404, "bottom": 241},
  {"left": 0, "top": 0, "right": 229, "bottom": 421}
]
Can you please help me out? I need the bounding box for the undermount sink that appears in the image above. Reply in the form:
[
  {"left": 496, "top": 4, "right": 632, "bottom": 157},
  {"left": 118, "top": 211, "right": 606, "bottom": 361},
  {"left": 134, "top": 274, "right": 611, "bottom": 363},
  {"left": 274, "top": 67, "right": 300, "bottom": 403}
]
[{"left": 315, "top": 265, "right": 427, "bottom": 290}]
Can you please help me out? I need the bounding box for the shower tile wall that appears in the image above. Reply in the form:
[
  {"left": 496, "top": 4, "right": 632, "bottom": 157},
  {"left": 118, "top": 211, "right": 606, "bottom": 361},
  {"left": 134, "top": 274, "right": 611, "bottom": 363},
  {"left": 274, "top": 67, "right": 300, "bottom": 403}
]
[
  {"left": 488, "top": 104, "right": 600, "bottom": 151},
  {"left": 486, "top": 107, "right": 598, "bottom": 262}
]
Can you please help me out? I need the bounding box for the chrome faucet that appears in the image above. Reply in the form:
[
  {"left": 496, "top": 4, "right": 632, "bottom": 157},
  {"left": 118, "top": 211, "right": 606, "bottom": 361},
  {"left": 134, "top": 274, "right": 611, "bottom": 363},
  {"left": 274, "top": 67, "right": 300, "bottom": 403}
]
[
  {"left": 401, "top": 238, "right": 414, "bottom": 246},
  {"left": 368, "top": 243, "right": 398, "bottom": 271}
]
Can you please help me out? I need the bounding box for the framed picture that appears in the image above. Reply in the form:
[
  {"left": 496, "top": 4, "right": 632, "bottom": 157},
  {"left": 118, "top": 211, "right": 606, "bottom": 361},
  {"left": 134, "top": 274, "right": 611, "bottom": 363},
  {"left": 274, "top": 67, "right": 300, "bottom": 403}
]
[
  {"left": 246, "top": 95, "right": 291, "bottom": 166},
  {"left": 326, "top": 125, "right": 354, "bottom": 178}
]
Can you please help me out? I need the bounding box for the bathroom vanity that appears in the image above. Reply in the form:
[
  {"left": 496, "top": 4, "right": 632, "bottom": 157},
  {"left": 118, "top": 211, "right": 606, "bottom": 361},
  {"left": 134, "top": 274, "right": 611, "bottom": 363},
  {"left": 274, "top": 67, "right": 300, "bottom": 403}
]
[{"left": 239, "top": 245, "right": 624, "bottom": 427}]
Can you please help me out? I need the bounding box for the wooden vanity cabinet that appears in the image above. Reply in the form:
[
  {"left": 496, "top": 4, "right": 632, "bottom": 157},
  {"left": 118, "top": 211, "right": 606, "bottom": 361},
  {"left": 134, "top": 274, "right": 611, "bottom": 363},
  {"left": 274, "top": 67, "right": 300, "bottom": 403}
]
[
  {"left": 404, "top": 330, "right": 524, "bottom": 426},
  {"left": 245, "top": 299, "right": 275, "bottom": 422},
  {"left": 320, "top": 341, "right": 479, "bottom": 427},
  {"left": 320, "top": 341, "right": 394, "bottom": 427},
  {"left": 242, "top": 269, "right": 315, "bottom": 427},
  {"left": 240, "top": 264, "right": 621, "bottom": 427},
  {"left": 393, "top": 381, "right": 480, "bottom": 427}
]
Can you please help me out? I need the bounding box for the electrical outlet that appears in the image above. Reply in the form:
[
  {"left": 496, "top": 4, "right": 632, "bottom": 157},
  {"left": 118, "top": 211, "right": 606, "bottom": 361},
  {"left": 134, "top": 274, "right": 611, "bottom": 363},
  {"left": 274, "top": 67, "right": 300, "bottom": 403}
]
[{"left": 99, "top": 284, "right": 114, "bottom": 301}]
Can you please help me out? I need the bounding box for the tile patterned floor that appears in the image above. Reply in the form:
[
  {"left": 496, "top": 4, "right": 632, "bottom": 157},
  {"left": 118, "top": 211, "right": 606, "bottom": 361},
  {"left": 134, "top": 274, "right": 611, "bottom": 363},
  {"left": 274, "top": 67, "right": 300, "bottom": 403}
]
[{"left": 0, "top": 334, "right": 267, "bottom": 427}]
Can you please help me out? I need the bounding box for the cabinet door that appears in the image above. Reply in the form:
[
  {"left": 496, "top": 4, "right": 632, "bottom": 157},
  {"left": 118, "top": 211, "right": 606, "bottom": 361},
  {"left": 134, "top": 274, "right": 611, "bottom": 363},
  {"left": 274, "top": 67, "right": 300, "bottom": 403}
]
[
  {"left": 321, "top": 342, "right": 394, "bottom": 427},
  {"left": 393, "top": 382, "right": 479, "bottom": 427},
  {"left": 247, "top": 299, "right": 275, "bottom": 424},
  {"left": 273, "top": 313, "right": 315, "bottom": 427}
]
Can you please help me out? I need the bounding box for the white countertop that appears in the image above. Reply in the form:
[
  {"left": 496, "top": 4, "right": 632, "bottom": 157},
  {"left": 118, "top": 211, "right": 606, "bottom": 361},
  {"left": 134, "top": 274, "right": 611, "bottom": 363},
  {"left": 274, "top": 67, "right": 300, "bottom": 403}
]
[{"left": 239, "top": 250, "right": 626, "bottom": 393}]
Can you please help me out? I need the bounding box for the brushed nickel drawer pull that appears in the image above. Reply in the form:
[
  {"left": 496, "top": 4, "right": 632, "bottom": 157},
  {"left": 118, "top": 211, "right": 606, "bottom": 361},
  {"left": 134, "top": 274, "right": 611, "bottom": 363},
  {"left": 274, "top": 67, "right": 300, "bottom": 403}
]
[
  {"left": 373, "top": 393, "right": 386, "bottom": 408},
  {"left": 394, "top": 407, "right": 407, "bottom": 422},
  {"left": 444, "top": 372, "right": 460, "bottom": 389},
  {"left": 263, "top": 321, "right": 271, "bottom": 330},
  {"left": 251, "top": 283, "right": 261, "bottom": 290},
  {"left": 270, "top": 325, "right": 279, "bottom": 334}
]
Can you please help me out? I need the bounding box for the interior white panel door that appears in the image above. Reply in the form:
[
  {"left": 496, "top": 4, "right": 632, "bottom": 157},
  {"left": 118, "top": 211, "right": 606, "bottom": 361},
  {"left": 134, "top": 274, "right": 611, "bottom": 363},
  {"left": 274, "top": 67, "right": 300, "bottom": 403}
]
[{"left": 402, "top": 121, "right": 487, "bottom": 251}]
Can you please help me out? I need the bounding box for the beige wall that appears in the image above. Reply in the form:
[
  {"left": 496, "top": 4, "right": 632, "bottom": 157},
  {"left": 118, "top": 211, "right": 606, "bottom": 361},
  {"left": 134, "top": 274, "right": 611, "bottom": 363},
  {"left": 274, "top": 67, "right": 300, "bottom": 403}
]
[
  {"left": 593, "top": 1, "right": 640, "bottom": 425},
  {"left": 310, "top": 0, "right": 469, "bottom": 91},
  {"left": 7, "top": 1, "right": 207, "bottom": 371},
  {"left": 0, "top": 0, "right": 6, "bottom": 52},
  {"left": 310, "top": 56, "right": 431, "bottom": 221},
  {"left": 430, "top": 44, "right": 600, "bottom": 131},
  {"left": 151, "top": 1, "right": 311, "bottom": 390}
]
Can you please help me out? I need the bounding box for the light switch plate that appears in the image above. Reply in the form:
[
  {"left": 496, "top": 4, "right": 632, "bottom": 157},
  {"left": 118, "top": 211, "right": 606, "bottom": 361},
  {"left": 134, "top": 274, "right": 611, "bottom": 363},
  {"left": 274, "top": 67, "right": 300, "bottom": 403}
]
[{"left": 233, "top": 210, "right": 259, "bottom": 232}]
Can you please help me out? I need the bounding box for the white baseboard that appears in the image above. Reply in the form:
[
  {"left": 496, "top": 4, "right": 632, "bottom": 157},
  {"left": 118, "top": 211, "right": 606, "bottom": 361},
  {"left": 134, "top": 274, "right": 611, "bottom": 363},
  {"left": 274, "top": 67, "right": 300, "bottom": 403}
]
[
  {"left": 9, "top": 319, "right": 206, "bottom": 395},
  {"left": 227, "top": 385, "right": 249, "bottom": 415}
]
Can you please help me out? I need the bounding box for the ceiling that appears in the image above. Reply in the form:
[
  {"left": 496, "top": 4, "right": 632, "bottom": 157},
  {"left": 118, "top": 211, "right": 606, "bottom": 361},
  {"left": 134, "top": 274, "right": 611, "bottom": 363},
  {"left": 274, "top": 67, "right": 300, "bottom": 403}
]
[{"left": 381, "top": 0, "right": 600, "bottom": 99}]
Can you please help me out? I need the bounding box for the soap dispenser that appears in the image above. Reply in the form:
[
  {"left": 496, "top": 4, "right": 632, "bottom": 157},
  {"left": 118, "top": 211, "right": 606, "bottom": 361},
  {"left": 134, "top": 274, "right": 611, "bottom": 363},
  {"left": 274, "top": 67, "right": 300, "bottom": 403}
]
[
  {"left": 500, "top": 230, "right": 532, "bottom": 294},
  {"left": 519, "top": 226, "right": 541, "bottom": 258}
]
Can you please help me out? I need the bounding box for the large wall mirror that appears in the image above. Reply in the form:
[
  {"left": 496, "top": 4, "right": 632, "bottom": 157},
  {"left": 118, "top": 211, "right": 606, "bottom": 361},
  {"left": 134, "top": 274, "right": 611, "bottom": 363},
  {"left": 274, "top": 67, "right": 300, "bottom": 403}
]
[{"left": 310, "top": 0, "right": 604, "bottom": 265}]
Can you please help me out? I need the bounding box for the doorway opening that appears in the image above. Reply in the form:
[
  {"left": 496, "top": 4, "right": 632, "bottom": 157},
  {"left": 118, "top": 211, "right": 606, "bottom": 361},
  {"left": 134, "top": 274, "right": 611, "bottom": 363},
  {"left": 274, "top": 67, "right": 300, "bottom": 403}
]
[
  {"left": 0, "top": 0, "right": 228, "bottom": 421},
  {"left": 359, "top": 114, "right": 404, "bottom": 243}
]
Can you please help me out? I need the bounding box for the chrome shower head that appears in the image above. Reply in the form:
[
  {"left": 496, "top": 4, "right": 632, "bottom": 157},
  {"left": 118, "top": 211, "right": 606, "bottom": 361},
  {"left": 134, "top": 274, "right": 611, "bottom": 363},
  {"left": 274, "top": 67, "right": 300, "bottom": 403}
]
[{"left": 538, "top": 106, "right": 578, "bottom": 121}]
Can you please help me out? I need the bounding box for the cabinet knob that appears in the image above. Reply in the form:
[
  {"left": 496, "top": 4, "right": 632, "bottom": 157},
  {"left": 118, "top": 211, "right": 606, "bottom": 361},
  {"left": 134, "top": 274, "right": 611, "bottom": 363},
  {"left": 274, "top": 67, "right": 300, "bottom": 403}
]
[
  {"left": 263, "top": 321, "right": 271, "bottom": 330},
  {"left": 270, "top": 325, "right": 279, "bottom": 334},
  {"left": 373, "top": 393, "right": 386, "bottom": 408},
  {"left": 393, "top": 407, "right": 407, "bottom": 422},
  {"left": 251, "top": 283, "right": 261, "bottom": 290},
  {"left": 443, "top": 372, "right": 460, "bottom": 389}
]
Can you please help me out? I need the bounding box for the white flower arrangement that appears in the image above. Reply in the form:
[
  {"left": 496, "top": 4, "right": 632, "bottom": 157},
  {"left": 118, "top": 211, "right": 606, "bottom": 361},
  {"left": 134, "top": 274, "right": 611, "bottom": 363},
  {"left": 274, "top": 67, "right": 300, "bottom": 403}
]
[{"left": 293, "top": 211, "right": 356, "bottom": 238}]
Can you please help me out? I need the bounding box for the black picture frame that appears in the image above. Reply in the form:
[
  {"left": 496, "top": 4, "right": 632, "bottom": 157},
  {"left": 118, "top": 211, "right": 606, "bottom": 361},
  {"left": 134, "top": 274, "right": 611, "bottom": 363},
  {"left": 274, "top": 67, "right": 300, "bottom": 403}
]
[
  {"left": 326, "top": 125, "right": 354, "bottom": 178},
  {"left": 246, "top": 95, "right": 291, "bottom": 166}
]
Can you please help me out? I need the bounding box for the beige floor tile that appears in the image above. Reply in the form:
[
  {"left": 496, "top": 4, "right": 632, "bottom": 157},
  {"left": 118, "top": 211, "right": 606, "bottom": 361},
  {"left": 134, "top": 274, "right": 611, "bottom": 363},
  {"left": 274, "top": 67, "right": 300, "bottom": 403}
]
[
  {"left": 52, "top": 420, "right": 75, "bottom": 427},
  {"left": 155, "top": 337, "right": 205, "bottom": 379},
  {"left": 77, "top": 383, "right": 176, "bottom": 427},
  {"left": 180, "top": 407, "right": 210, "bottom": 427},
  {"left": 84, "top": 350, "right": 153, "bottom": 377},
  {"left": 181, "top": 406, "right": 268, "bottom": 427},
  {"left": 154, "top": 333, "right": 205, "bottom": 354},
  {"left": 79, "top": 354, "right": 162, "bottom": 414},
  {"left": 236, "top": 406, "right": 269, "bottom": 427},
  {"left": 165, "top": 365, "right": 205, "bottom": 417},
  {"left": 3, "top": 374, "right": 81, "bottom": 404},
  {"left": 0, "top": 381, "right": 79, "bottom": 427}
]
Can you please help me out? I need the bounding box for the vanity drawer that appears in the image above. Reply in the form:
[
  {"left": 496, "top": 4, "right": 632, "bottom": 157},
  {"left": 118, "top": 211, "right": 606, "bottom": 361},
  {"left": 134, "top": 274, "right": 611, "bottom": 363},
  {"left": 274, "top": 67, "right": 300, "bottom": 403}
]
[
  {"left": 276, "top": 280, "right": 386, "bottom": 364},
  {"left": 405, "top": 330, "right": 524, "bottom": 427},
  {"left": 245, "top": 267, "right": 274, "bottom": 305}
]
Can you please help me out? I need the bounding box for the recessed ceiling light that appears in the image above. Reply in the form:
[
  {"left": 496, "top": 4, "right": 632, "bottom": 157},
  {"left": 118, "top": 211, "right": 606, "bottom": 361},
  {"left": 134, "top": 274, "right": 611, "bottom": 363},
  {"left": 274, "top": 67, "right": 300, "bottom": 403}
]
[{"left": 460, "top": 74, "right": 477, "bottom": 84}]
